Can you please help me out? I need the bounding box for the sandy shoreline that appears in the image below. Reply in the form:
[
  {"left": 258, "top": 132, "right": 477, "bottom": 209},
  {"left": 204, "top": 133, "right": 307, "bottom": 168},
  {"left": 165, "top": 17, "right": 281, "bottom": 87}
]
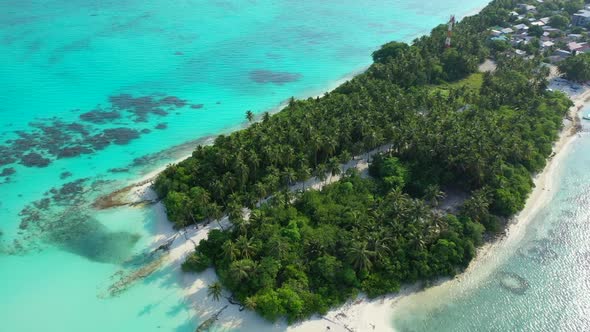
[{"left": 119, "top": 75, "right": 590, "bottom": 331}]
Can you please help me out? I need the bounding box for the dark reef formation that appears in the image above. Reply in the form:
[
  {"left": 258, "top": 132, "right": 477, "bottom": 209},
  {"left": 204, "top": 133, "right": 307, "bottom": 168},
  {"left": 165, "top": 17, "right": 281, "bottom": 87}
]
[
  {"left": 20, "top": 152, "right": 51, "bottom": 167},
  {"left": 0, "top": 93, "right": 200, "bottom": 169},
  {"left": 79, "top": 109, "right": 121, "bottom": 124}
]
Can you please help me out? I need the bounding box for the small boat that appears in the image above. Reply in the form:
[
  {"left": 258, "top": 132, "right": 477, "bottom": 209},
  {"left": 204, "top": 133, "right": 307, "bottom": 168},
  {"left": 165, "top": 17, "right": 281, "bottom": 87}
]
[{"left": 583, "top": 114, "right": 590, "bottom": 120}]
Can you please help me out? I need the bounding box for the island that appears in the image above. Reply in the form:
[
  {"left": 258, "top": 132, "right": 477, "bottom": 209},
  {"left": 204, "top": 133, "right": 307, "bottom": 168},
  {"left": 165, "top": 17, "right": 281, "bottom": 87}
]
[{"left": 153, "top": 0, "right": 586, "bottom": 324}]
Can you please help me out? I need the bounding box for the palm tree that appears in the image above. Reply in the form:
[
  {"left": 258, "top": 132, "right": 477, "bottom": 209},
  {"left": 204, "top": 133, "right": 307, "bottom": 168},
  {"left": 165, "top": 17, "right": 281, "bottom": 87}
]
[
  {"left": 423, "top": 184, "right": 446, "bottom": 207},
  {"left": 236, "top": 235, "right": 256, "bottom": 259},
  {"left": 249, "top": 209, "right": 263, "bottom": 224},
  {"left": 247, "top": 151, "right": 260, "bottom": 181},
  {"left": 222, "top": 172, "right": 237, "bottom": 194},
  {"left": 254, "top": 182, "right": 267, "bottom": 206},
  {"left": 462, "top": 188, "right": 490, "bottom": 222},
  {"left": 229, "top": 259, "right": 257, "bottom": 282},
  {"left": 235, "top": 159, "right": 250, "bottom": 188},
  {"left": 296, "top": 167, "right": 311, "bottom": 191},
  {"left": 210, "top": 180, "right": 226, "bottom": 205},
  {"left": 282, "top": 167, "right": 297, "bottom": 188},
  {"left": 232, "top": 217, "right": 250, "bottom": 235},
  {"left": 324, "top": 136, "right": 337, "bottom": 159},
  {"left": 246, "top": 110, "right": 254, "bottom": 123},
  {"left": 207, "top": 281, "right": 223, "bottom": 301},
  {"left": 207, "top": 203, "right": 225, "bottom": 230},
  {"left": 371, "top": 236, "right": 391, "bottom": 261},
  {"left": 268, "top": 235, "right": 289, "bottom": 260},
  {"left": 339, "top": 150, "right": 352, "bottom": 164},
  {"left": 221, "top": 240, "right": 239, "bottom": 262},
  {"left": 244, "top": 297, "right": 257, "bottom": 310},
  {"left": 327, "top": 157, "right": 341, "bottom": 182},
  {"left": 314, "top": 164, "right": 328, "bottom": 185},
  {"left": 311, "top": 134, "right": 323, "bottom": 166},
  {"left": 347, "top": 241, "right": 375, "bottom": 272},
  {"left": 227, "top": 202, "right": 243, "bottom": 223}
]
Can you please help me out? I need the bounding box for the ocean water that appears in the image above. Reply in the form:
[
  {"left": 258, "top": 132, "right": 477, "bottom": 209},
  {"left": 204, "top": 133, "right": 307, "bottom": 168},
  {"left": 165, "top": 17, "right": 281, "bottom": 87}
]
[
  {"left": 0, "top": 1, "right": 490, "bottom": 331},
  {"left": 391, "top": 108, "right": 590, "bottom": 332}
]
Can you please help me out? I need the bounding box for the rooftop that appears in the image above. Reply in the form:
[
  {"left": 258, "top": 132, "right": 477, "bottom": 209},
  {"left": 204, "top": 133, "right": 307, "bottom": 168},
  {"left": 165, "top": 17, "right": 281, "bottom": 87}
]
[{"left": 574, "top": 10, "right": 590, "bottom": 18}]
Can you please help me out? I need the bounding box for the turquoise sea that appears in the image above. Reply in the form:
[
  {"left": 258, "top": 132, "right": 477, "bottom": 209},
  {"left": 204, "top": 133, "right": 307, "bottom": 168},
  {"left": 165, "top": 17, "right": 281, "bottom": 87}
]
[
  {"left": 0, "top": 1, "right": 491, "bottom": 331},
  {"left": 391, "top": 107, "right": 590, "bottom": 332}
]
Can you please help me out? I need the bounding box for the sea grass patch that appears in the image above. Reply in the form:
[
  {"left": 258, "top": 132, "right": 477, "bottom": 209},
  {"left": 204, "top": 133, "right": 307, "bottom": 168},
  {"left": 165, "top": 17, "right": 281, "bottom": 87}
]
[
  {"left": 79, "top": 109, "right": 122, "bottom": 124},
  {"left": 102, "top": 128, "right": 141, "bottom": 145},
  {"left": 57, "top": 146, "right": 94, "bottom": 158},
  {"left": 249, "top": 69, "right": 302, "bottom": 85},
  {"left": 0, "top": 93, "right": 196, "bottom": 169},
  {"left": 60, "top": 171, "right": 73, "bottom": 179},
  {"left": 108, "top": 167, "right": 129, "bottom": 173},
  {"left": 20, "top": 152, "right": 50, "bottom": 167},
  {"left": 0, "top": 167, "right": 16, "bottom": 177},
  {"left": 109, "top": 94, "right": 187, "bottom": 122},
  {"left": 48, "top": 215, "right": 141, "bottom": 264}
]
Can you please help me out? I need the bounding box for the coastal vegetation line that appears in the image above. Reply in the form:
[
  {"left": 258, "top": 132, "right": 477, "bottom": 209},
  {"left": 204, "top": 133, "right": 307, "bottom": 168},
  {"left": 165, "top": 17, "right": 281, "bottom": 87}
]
[{"left": 153, "top": 0, "right": 581, "bottom": 323}]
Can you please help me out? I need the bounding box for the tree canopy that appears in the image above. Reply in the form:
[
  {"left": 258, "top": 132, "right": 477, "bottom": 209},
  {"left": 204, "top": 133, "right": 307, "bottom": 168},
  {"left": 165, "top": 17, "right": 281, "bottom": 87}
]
[{"left": 559, "top": 53, "right": 590, "bottom": 82}]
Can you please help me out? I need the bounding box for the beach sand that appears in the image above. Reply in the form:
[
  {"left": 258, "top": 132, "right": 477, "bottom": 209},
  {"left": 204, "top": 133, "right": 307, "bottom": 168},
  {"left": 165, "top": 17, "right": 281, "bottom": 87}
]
[{"left": 123, "top": 80, "right": 590, "bottom": 332}]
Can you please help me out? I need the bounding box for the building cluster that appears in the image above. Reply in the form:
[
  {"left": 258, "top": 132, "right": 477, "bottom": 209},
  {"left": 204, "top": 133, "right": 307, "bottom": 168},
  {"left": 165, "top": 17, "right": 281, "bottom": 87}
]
[{"left": 488, "top": 2, "right": 590, "bottom": 63}]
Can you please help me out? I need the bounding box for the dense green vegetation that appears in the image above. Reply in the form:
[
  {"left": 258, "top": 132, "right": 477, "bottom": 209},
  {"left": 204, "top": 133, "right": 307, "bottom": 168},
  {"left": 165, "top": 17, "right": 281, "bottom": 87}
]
[
  {"left": 184, "top": 170, "right": 485, "bottom": 322},
  {"left": 157, "top": 0, "right": 574, "bottom": 323},
  {"left": 154, "top": 0, "right": 507, "bottom": 228},
  {"left": 559, "top": 53, "right": 590, "bottom": 82}
]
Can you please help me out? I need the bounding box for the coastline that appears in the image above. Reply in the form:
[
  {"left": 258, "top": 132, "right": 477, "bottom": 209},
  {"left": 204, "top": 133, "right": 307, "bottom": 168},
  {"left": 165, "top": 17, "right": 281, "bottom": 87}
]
[
  {"left": 95, "top": 67, "right": 369, "bottom": 209},
  {"left": 137, "top": 82, "right": 590, "bottom": 332}
]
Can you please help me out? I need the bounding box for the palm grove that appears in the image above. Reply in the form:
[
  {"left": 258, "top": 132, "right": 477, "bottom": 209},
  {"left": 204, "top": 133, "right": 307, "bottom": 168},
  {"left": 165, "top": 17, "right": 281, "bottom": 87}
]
[{"left": 154, "top": 0, "right": 573, "bottom": 323}]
